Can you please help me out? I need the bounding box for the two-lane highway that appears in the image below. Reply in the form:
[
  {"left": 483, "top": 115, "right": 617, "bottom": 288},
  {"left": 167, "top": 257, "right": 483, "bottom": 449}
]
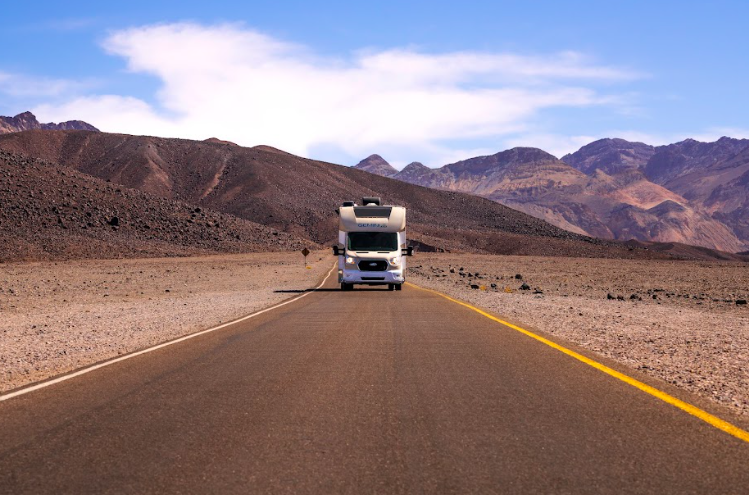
[{"left": 1, "top": 274, "right": 748, "bottom": 494}]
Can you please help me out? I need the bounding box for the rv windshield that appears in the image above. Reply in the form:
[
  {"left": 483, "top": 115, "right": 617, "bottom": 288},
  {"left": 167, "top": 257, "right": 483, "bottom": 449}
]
[{"left": 347, "top": 232, "right": 398, "bottom": 252}]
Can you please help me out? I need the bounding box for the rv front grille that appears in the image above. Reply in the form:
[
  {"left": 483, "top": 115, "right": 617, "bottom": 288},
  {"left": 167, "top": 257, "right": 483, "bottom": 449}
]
[
  {"left": 358, "top": 260, "right": 388, "bottom": 271},
  {"left": 361, "top": 277, "right": 385, "bottom": 281}
]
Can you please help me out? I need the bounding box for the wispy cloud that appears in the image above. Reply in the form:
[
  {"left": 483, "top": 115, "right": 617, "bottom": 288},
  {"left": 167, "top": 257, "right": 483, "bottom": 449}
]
[
  {"left": 16, "top": 17, "right": 99, "bottom": 33},
  {"left": 33, "top": 22, "right": 643, "bottom": 165},
  {"left": 0, "top": 71, "right": 91, "bottom": 98}
]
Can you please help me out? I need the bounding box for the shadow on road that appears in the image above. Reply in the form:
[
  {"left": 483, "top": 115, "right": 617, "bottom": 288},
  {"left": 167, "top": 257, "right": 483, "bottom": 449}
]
[{"left": 274, "top": 288, "right": 392, "bottom": 293}]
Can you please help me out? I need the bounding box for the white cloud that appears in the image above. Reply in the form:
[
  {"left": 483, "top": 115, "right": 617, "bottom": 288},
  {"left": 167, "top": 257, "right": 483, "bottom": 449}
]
[
  {"left": 0, "top": 71, "right": 88, "bottom": 98},
  {"left": 32, "top": 22, "right": 642, "bottom": 164}
]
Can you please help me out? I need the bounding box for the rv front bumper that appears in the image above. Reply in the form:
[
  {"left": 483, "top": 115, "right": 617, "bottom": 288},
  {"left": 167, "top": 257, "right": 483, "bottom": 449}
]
[{"left": 338, "top": 268, "right": 405, "bottom": 285}]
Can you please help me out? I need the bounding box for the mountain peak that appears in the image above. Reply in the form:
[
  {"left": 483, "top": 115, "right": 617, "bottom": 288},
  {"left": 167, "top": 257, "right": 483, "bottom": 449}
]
[
  {"left": 503, "top": 147, "right": 558, "bottom": 162},
  {"left": 0, "top": 111, "right": 98, "bottom": 134},
  {"left": 562, "top": 137, "right": 655, "bottom": 176},
  {"left": 354, "top": 154, "right": 398, "bottom": 177},
  {"left": 402, "top": 161, "right": 429, "bottom": 171}
]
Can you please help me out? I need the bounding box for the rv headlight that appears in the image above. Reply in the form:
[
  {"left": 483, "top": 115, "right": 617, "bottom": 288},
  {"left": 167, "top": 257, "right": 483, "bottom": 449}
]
[
  {"left": 389, "top": 256, "right": 399, "bottom": 265},
  {"left": 345, "top": 256, "right": 355, "bottom": 264}
]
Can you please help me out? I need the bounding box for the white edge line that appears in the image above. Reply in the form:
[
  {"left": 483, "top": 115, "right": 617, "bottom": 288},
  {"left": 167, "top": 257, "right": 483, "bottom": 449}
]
[{"left": 0, "top": 264, "right": 336, "bottom": 403}]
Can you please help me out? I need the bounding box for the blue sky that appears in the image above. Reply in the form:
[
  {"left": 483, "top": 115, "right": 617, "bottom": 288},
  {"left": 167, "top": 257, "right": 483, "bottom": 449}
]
[{"left": 1, "top": 0, "right": 748, "bottom": 168}]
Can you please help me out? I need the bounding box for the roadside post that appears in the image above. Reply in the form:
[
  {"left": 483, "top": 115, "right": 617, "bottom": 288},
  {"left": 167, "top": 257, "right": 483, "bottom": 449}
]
[{"left": 301, "top": 247, "right": 310, "bottom": 269}]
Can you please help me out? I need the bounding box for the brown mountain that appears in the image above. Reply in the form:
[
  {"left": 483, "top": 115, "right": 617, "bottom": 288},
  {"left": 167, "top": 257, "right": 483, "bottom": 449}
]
[
  {"left": 561, "top": 136, "right": 749, "bottom": 248},
  {"left": 562, "top": 138, "right": 655, "bottom": 175},
  {"left": 644, "top": 139, "right": 749, "bottom": 243},
  {"left": 353, "top": 154, "right": 398, "bottom": 176},
  {"left": 377, "top": 147, "right": 747, "bottom": 253},
  {"left": 0, "top": 149, "right": 309, "bottom": 261},
  {"left": 644, "top": 137, "right": 749, "bottom": 187},
  {"left": 0, "top": 129, "right": 690, "bottom": 260},
  {"left": 394, "top": 162, "right": 440, "bottom": 183},
  {"left": 0, "top": 111, "right": 99, "bottom": 134}
]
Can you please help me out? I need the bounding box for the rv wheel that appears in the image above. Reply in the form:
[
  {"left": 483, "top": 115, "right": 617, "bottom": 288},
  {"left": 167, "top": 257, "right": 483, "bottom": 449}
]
[
  {"left": 395, "top": 284, "right": 403, "bottom": 291},
  {"left": 341, "top": 283, "right": 353, "bottom": 291},
  {"left": 388, "top": 284, "right": 395, "bottom": 291}
]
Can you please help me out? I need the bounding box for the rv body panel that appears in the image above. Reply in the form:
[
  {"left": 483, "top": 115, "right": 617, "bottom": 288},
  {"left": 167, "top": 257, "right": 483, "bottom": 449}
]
[{"left": 335, "top": 201, "right": 410, "bottom": 288}]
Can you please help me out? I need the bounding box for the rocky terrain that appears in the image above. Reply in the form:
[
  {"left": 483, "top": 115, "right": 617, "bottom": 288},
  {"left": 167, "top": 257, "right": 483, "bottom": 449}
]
[
  {"left": 0, "top": 129, "right": 689, "bottom": 261},
  {"left": 409, "top": 253, "right": 749, "bottom": 416},
  {"left": 0, "top": 150, "right": 311, "bottom": 261},
  {"left": 0, "top": 111, "right": 98, "bottom": 134},
  {"left": 0, "top": 251, "right": 331, "bottom": 392},
  {"left": 562, "top": 138, "right": 655, "bottom": 175},
  {"left": 354, "top": 154, "right": 397, "bottom": 176},
  {"left": 358, "top": 137, "right": 749, "bottom": 253}
]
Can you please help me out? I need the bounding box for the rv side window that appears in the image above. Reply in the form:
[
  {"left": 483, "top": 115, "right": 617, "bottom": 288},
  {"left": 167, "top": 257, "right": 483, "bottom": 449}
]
[{"left": 347, "top": 232, "right": 398, "bottom": 251}]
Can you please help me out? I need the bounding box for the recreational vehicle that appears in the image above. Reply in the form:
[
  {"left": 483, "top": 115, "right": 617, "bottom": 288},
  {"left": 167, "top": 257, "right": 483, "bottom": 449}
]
[{"left": 333, "top": 197, "right": 413, "bottom": 291}]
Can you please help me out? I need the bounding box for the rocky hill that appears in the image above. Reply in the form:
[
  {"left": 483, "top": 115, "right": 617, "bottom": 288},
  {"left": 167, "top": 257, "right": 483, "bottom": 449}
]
[
  {"left": 562, "top": 138, "right": 655, "bottom": 175},
  {"left": 0, "top": 149, "right": 310, "bottom": 261},
  {"left": 644, "top": 137, "right": 749, "bottom": 187},
  {"left": 367, "top": 146, "right": 746, "bottom": 252},
  {"left": 0, "top": 111, "right": 98, "bottom": 134},
  {"left": 560, "top": 136, "right": 749, "bottom": 249},
  {"left": 0, "top": 129, "right": 691, "bottom": 261},
  {"left": 353, "top": 154, "right": 398, "bottom": 176}
]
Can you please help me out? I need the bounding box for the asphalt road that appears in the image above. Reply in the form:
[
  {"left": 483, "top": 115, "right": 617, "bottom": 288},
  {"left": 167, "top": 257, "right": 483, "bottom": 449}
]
[{"left": 1, "top": 275, "right": 749, "bottom": 494}]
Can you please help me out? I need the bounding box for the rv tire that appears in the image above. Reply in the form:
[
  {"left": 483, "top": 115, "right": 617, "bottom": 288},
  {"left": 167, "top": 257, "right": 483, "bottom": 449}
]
[{"left": 395, "top": 284, "right": 403, "bottom": 291}]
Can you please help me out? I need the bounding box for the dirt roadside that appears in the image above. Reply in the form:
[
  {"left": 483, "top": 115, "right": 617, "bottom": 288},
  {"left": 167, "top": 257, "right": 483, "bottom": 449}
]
[
  {"left": 0, "top": 251, "right": 333, "bottom": 392},
  {"left": 409, "top": 253, "right": 749, "bottom": 416}
]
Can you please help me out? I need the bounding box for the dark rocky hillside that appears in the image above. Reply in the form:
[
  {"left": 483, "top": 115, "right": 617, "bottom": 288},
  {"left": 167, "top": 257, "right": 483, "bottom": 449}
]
[{"left": 0, "top": 150, "right": 310, "bottom": 261}]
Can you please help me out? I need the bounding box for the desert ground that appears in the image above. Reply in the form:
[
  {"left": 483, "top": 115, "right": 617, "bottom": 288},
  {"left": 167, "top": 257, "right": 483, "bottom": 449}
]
[
  {"left": 0, "top": 251, "right": 331, "bottom": 392},
  {"left": 3, "top": 250, "right": 749, "bottom": 419},
  {"left": 409, "top": 254, "right": 749, "bottom": 416}
]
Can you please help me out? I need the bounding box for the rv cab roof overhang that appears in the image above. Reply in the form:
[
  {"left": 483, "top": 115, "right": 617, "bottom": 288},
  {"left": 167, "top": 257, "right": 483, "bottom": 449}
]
[{"left": 338, "top": 204, "right": 406, "bottom": 233}]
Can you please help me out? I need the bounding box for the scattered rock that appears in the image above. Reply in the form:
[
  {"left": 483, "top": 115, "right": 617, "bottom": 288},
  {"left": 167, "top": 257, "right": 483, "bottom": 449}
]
[
  {"left": 737, "top": 300, "right": 747, "bottom": 306},
  {"left": 470, "top": 284, "right": 479, "bottom": 289},
  {"left": 520, "top": 283, "right": 530, "bottom": 290},
  {"left": 515, "top": 274, "right": 523, "bottom": 280}
]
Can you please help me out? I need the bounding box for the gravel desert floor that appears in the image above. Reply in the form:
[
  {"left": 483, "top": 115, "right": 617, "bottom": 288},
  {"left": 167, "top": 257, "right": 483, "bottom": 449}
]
[
  {"left": 3, "top": 250, "right": 749, "bottom": 421},
  {"left": 0, "top": 251, "right": 331, "bottom": 392},
  {"left": 409, "top": 254, "right": 749, "bottom": 417}
]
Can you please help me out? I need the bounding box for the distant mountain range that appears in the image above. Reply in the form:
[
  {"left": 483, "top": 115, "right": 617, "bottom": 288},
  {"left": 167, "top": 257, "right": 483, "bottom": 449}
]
[
  {"left": 2, "top": 109, "right": 746, "bottom": 256},
  {"left": 355, "top": 137, "right": 749, "bottom": 252},
  {"left": 4, "top": 128, "right": 664, "bottom": 261},
  {"left": 0, "top": 111, "right": 99, "bottom": 134}
]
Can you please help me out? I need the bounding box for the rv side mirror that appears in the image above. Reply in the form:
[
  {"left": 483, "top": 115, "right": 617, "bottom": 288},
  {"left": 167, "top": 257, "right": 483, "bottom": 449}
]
[
  {"left": 332, "top": 245, "right": 344, "bottom": 256},
  {"left": 402, "top": 246, "right": 414, "bottom": 256}
]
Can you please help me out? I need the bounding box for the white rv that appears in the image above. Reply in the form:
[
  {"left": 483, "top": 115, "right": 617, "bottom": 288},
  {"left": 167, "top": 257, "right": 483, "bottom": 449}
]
[{"left": 333, "top": 197, "right": 413, "bottom": 291}]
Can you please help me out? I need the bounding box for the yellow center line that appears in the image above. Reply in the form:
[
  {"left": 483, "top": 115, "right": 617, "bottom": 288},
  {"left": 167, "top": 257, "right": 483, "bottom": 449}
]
[{"left": 406, "top": 282, "right": 749, "bottom": 444}]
